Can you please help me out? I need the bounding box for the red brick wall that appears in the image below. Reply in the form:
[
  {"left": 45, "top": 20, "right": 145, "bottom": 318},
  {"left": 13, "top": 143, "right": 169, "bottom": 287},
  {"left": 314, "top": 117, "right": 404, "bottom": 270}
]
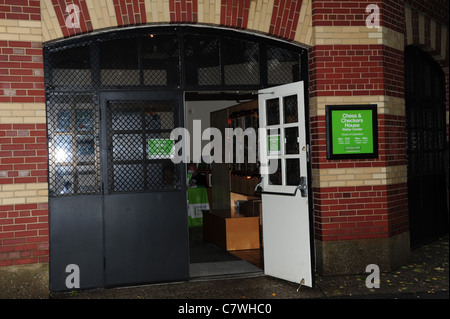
[
  {"left": 220, "top": 0, "right": 251, "bottom": 29},
  {"left": 0, "top": 0, "right": 40, "bottom": 21},
  {"left": 0, "top": 40, "right": 44, "bottom": 104},
  {"left": 312, "top": 0, "right": 375, "bottom": 27},
  {"left": 312, "top": 0, "right": 404, "bottom": 33},
  {"left": 268, "top": 0, "right": 303, "bottom": 40},
  {"left": 0, "top": 124, "right": 48, "bottom": 184},
  {"left": 113, "top": 0, "right": 147, "bottom": 26},
  {"left": 0, "top": 203, "right": 48, "bottom": 266},
  {"left": 0, "top": 124, "right": 48, "bottom": 267},
  {"left": 309, "top": 0, "right": 410, "bottom": 243},
  {"left": 310, "top": 108, "right": 408, "bottom": 242},
  {"left": 309, "top": 44, "right": 389, "bottom": 98},
  {"left": 310, "top": 0, "right": 448, "bottom": 246},
  {"left": 313, "top": 183, "right": 408, "bottom": 241},
  {"left": 0, "top": 1, "right": 48, "bottom": 267},
  {"left": 170, "top": 0, "right": 198, "bottom": 23}
]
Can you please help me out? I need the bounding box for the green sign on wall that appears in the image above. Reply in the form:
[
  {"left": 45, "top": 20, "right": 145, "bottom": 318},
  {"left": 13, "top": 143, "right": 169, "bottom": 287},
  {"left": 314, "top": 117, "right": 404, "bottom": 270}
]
[{"left": 326, "top": 105, "right": 378, "bottom": 159}]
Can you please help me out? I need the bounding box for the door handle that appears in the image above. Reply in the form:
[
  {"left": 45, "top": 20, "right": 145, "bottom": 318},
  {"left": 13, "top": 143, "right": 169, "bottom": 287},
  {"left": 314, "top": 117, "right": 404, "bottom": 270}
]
[
  {"left": 297, "top": 176, "right": 307, "bottom": 197},
  {"left": 254, "top": 177, "right": 264, "bottom": 193}
]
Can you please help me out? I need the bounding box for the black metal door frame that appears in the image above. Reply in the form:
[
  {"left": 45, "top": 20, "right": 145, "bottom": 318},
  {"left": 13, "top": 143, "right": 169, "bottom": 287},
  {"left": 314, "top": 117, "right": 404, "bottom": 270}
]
[{"left": 44, "top": 25, "right": 310, "bottom": 292}]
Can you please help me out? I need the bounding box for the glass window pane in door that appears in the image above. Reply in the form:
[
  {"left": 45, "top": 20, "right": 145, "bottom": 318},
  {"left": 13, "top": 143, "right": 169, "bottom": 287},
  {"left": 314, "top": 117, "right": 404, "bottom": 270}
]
[
  {"left": 268, "top": 159, "right": 282, "bottom": 186},
  {"left": 283, "top": 95, "right": 298, "bottom": 124},
  {"left": 286, "top": 159, "right": 300, "bottom": 186},
  {"left": 266, "top": 98, "right": 280, "bottom": 126},
  {"left": 285, "top": 127, "right": 299, "bottom": 155}
]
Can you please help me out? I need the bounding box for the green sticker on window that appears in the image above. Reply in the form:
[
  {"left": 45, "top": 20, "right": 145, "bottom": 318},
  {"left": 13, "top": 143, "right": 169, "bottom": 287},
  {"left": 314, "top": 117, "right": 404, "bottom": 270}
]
[
  {"left": 148, "top": 139, "right": 174, "bottom": 158},
  {"left": 268, "top": 135, "right": 281, "bottom": 155}
]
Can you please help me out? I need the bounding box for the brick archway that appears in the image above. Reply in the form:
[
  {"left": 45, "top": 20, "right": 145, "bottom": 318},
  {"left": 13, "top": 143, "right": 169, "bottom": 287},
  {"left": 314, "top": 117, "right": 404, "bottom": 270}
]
[
  {"left": 41, "top": 0, "right": 313, "bottom": 46},
  {"left": 404, "top": 3, "right": 449, "bottom": 142}
]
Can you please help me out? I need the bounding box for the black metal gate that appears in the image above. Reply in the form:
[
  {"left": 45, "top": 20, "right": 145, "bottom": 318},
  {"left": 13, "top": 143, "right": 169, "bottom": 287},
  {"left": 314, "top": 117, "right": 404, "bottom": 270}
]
[
  {"left": 405, "top": 46, "right": 449, "bottom": 247},
  {"left": 101, "top": 92, "right": 188, "bottom": 287},
  {"left": 48, "top": 91, "right": 188, "bottom": 291},
  {"left": 44, "top": 26, "right": 308, "bottom": 292},
  {"left": 47, "top": 92, "right": 104, "bottom": 291}
]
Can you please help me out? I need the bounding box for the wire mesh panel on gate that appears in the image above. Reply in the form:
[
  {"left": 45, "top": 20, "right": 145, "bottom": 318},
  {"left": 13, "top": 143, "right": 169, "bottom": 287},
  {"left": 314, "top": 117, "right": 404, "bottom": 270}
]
[
  {"left": 46, "top": 93, "right": 100, "bottom": 196},
  {"left": 106, "top": 100, "right": 181, "bottom": 193}
]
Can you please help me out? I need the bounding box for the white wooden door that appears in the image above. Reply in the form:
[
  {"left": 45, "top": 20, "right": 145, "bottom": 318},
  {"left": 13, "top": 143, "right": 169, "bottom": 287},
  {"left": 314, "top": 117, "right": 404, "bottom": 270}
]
[{"left": 258, "top": 81, "right": 313, "bottom": 287}]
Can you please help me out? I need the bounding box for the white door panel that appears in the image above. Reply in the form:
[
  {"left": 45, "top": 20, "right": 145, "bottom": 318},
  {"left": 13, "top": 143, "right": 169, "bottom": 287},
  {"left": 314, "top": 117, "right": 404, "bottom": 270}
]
[
  {"left": 262, "top": 193, "right": 312, "bottom": 286},
  {"left": 258, "top": 81, "right": 313, "bottom": 287}
]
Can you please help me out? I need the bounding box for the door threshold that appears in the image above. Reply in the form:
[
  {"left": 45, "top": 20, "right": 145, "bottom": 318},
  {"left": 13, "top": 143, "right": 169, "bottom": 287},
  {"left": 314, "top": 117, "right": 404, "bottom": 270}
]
[
  {"left": 189, "top": 260, "right": 264, "bottom": 282},
  {"left": 189, "top": 271, "right": 265, "bottom": 282}
]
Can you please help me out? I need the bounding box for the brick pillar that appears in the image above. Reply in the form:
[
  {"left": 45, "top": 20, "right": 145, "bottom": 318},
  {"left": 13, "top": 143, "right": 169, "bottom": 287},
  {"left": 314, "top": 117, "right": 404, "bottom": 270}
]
[
  {"left": 0, "top": 2, "right": 48, "bottom": 266},
  {"left": 309, "top": 0, "right": 410, "bottom": 275}
]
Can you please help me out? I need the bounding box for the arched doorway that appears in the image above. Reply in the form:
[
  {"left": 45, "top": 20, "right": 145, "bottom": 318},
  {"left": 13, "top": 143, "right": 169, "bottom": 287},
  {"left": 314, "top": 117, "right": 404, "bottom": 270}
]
[
  {"left": 44, "top": 26, "right": 309, "bottom": 291},
  {"left": 404, "top": 46, "right": 449, "bottom": 247}
]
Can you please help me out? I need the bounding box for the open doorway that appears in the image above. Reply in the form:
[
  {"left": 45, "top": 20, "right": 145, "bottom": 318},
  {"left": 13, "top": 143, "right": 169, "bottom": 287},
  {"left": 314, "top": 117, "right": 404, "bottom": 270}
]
[
  {"left": 405, "top": 46, "right": 449, "bottom": 247},
  {"left": 184, "top": 92, "right": 265, "bottom": 280},
  {"left": 43, "top": 25, "right": 310, "bottom": 291}
]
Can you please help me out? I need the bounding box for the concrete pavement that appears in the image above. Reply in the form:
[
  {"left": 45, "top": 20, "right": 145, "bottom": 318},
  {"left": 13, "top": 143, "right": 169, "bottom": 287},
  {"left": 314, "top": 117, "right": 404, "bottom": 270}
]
[{"left": 1, "top": 234, "right": 448, "bottom": 300}]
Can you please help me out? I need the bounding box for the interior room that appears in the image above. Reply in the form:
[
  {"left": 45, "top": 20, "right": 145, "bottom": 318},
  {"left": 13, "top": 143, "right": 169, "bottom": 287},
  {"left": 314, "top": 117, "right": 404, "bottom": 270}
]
[{"left": 185, "top": 92, "right": 265, "bottom": 280}]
